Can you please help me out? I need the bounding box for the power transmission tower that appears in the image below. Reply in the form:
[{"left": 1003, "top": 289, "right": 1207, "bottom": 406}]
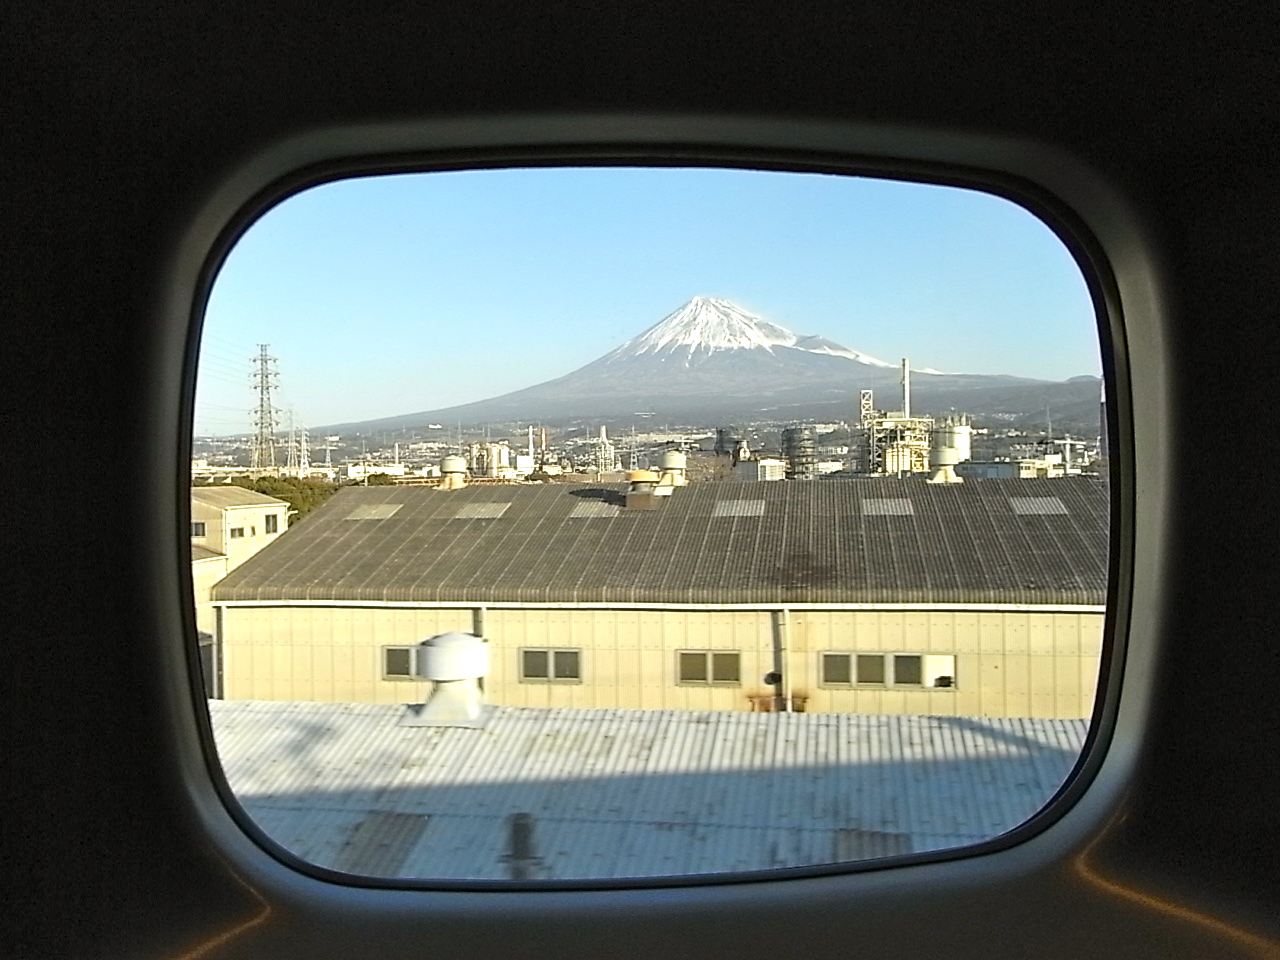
[
  {"left": 285, "top": 409, "right": 299, "bottom": 472},
  {"left": 298, "top": 424, "right": 310, "bottom": 474},
  {"left": 250, "top": 344, "right": 279, "bottom": 473}
]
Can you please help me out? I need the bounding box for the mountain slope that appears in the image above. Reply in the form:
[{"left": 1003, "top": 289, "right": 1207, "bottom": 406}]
[{"left": 322, "top": 297, "right": 1083, "bottom": 432}]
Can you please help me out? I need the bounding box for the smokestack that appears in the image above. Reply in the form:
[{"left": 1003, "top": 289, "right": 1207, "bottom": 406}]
[
  {"left": 901, "top": 357, "right": 911, "bottom": 419},
  {"left": 528, "top": 425, "right": 534, "bottom": 459}
]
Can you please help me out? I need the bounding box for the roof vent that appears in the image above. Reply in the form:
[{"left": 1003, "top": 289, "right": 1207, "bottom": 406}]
[
  {"left": 400, "top": 632, "right": 490, "bottom": 728},
  {"left": 439, "top": 456, "right": 468, "bottom": 490},
  {"left": 624, "top": 469, "right": 661, "bottom": 510}
]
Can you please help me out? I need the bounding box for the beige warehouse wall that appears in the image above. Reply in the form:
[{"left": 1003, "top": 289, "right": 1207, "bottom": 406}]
[
  {"left": 219, "top": 606, "right": 1103, "bottom": 718},
  {"left": 191, "top": 556, "right": 229, "bottom": 635}
]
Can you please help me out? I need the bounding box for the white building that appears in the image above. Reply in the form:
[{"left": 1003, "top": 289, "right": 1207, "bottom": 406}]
[{"left": 734, "top": 457, "right": 787, "bottom": 481}]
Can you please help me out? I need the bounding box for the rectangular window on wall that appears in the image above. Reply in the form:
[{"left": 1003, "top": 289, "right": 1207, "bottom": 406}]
[
  {"left": 857, "top": 654, "right": 886, "bottom": 685},
  {"left": 894, "top": 655, "right": 924, "bottom": 685},
  {"left": 265, "top": 514, "right": 278, "bottom": 534},
  {"left": 190, "top": 522, "right": 206, "bottom": 537},
  {"left": 520, "top": 648, "right": 581, "bottom": 682},
  {"left": 678, "top": 650, "right": 741, "bottom": 685},
  {"left": 382, "top": 646, "right": 416, "bottom": 680},
  {"left": 821, "top": 653, "right": 956, "bottom": 688},
  {"left": 228, "top": 527, "right": 245, "bottom": 539}
]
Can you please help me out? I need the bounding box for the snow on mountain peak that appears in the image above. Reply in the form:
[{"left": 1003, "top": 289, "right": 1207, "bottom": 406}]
[
  {"left": 606, "top": 296, "right": 893, "bottom": 367},
  {"left": 625, "top": 297, "right": 797, "bottom": 354}
]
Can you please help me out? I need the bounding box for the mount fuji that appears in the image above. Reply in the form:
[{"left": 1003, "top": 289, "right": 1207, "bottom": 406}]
[{"left": 324, "top": 297, "right": 1098, "bottom": 431}]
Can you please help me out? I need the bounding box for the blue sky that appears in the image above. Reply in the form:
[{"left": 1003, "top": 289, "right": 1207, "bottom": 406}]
[{"left": 196, "top": 167, "right": 1099, "bottom": 435}]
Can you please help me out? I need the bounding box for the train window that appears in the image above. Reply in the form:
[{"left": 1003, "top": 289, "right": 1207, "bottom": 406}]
[{"left": 194, "top": 165, "right": 1109, "bottom": 884}]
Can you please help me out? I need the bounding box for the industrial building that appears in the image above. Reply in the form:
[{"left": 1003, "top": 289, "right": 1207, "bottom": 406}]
[
  {"left": 190, "top": 485, "right": 290, "bottom": 634},
  {"left": 210, "top": 477, "right": 1108, "bottom": 718},
  {"left": 211, "top": 698, "right": 1086, "bottom": 880}
]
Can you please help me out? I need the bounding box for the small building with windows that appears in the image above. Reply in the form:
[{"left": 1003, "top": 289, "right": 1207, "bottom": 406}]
[
  {"left": 211, "top": 478, "right": 1108, "bottom": 718},
  {"left": 190, "top": 485, "right": 290, "bottom": 652}
]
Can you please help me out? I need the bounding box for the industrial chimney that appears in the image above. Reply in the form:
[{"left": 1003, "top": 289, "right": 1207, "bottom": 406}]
[
  {"left": 400, "top": 632, "right": 490, "bottom": 728},
  {"left": 901, "top": 357, "right": 911, "bottom": 419}
]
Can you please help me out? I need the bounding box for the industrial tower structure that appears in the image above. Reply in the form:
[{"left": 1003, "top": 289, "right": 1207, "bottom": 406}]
[
  {"left": 250, "top": 344, "right": 279, "bottom": 473},
  {"left": 859, "top": 358, "right": 934, "bottom": 475}
]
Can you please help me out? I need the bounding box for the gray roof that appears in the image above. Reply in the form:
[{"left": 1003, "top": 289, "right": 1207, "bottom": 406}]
[
  {"left": 191, "top": 544, "right": 225, "bottom": 562},
  {"left": 192, "top": 486, "right": 290, "bottom": 508},
  {"left": 213, "top": 477, "right": 1109, "bottom": 606},
  {"left": 210, "top": 699, "right": 1086, "bottom": 881}
]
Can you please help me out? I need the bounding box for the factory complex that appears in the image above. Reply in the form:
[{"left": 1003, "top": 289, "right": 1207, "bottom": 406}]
[{"left": 209, "top": 474, "right": 1107, "bottom": 718}]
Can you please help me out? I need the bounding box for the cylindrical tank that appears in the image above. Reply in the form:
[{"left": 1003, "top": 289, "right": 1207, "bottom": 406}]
[
  {"left": 658, "top": 449, "right": 688, "bottom": 488},
  {"left": 440, "top": 456, "right": 467, "bottom": 474},
  {"left": 416, "top": 632, "right": 489, "bottom": 681},
  {"left": 659, "top": 450, "right": 687, "bottom": 472},
  {"left": 931, "top": 422, "right": 973, "bottom": 468}
]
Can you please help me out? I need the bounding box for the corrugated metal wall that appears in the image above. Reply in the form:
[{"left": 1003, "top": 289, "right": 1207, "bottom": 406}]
[{"left": 220, "top": 606, "right": 1102, "bottom": 718}]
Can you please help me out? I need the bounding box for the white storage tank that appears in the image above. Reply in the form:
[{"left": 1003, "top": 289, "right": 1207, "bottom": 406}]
[{"left": 928, "top": 420, "right": 973, "bottom": 484}]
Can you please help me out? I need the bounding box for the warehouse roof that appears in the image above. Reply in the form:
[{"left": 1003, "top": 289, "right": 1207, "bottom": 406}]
[
  {"left": 213, "top": 477, "right": 1109, "bottom": 606},
  {"left": 211, "top": 699, "right": 1085, "bottom": 881},
  {"left": 192, "top": 485, "right": 290, "bottom": 508}
]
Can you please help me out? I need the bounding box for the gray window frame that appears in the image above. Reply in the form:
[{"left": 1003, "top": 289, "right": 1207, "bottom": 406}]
[
  {"left": 190, "top": 521, "right": 206, "bottom": 537},
  {"left": 381, "top": 645, "right": 418, "bottom": 681},
  {"left": 265, "top": 514, "right": 279, "bottom": 534},
  {"left": 676, "top": 650, "right": 741, "bottom": 686},
  {"left": 818, "top": 652, "right": 956, "bottom": 689},
  {"left": 518, "top": 647, "right": 582, "bottom": 683}
]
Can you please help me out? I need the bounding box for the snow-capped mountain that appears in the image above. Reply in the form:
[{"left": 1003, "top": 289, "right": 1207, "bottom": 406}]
[
  {"left": 322, "top": 296, "right": 1086, "bottom": 432},
  {"left": 603, "top": 296, "right": 895, "bottom": 368}
]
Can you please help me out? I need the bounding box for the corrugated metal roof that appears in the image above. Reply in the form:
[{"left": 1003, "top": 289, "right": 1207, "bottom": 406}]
[
  {"left": 192, "top": 486, "right": 290, "bottom": 508},
  {"left": 213, "top": 477, "right": 1109, "bottom": 606},
  {"left": 210, "top": 700, "right": 1086, "bottom": 881}
]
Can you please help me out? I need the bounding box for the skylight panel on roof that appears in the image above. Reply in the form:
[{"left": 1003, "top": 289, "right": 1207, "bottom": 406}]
[
  {"left": 344, "top": 504, "right": 403, "bottom": 520},
  {"left": 453, "top": 503, "right": 511, "bottom": 519},
  {"left": 569, "top": 500, "right": 620, "bottom": 518},
  {"left": 1010, "top": 497, "right": 1069, "bottom": 516},
  {"left": 712, "top": 499, "right": 766, "bottom": 517},
  {"left": 862, "top": 498, "right": 914, "bottom": 516}
]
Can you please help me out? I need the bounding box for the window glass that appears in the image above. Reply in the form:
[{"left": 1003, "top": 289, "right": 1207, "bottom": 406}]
[
  {"left": 894, "top": 655, "right": 923, "bottom": 685},
  {"left": 197, "top": 166, "right": 1107, "bottom": 883},
  {"left": 712, "top": 653, "right": 740, "bottom": 683},
  {"left": 857, "top": 654, "right": 887, "bottom": 685},
  {"left": 383, "top": 647, "right": 413, "bottom": 678},
  {"left": 679, "top": 651, "right": 708, "bottom": 683},
  {"left": 522, "top": 649, "right": 549, "bottom": 680},
  {"left": 822, "top": 653, "right": 852, "bottom": 685},
  {"left": 553, "top": 650, "right": 580, "bottom": 680}
]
